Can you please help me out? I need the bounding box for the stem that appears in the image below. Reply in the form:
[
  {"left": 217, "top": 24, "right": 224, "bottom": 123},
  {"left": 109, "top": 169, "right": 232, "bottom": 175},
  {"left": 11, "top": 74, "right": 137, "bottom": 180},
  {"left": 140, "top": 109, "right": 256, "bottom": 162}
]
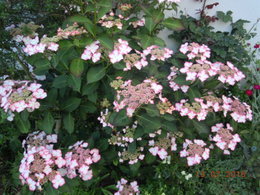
[{"left": 200, "top": 0, "right": 208, "bottom": 19}]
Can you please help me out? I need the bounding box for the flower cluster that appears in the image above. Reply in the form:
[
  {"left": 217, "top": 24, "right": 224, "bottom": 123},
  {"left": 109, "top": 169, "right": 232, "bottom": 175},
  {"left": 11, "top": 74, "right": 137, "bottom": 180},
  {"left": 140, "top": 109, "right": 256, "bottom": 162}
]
[
  {"left": 115, "top": 178, "right": 140, "bottom": 195},
  {"left": 97, "top": 109, "right": 114, "bottom": 128},
  {"left": 22, "top": 131, "right": 57, "bottom": 152},
  {"left": 210, "top": 123, "right": 241, "bottom": 155},
  {"left": 118, "top": 3, "right": 133, "bottom": 11},
  {"left": 55, "top": 23, "right": 87, "bottom": 39},
  {"left": 143, "top": 45, "right": 173, "bottom": 61},
  {"left": 222, "top": 96, "right": 252, "bottom": 123},
  {"left": 109, "top": 122, "right": 141, "bottom": 147},
  {"left": 0, "top": 80, "right": 47, "bottom": 117},
  {"left": 112, "top": 78, "right": 163, "bottom": 117},
  {"left": 156, "top": 96, "right": 175, "bottom": 114},
  {"left": 109, "top": 39, "right": 132, "bottom": 64},
  {"left": 123, "top": 51, "right": 148, "bottom": 71},
  {"left": 19, "top": 132, "right": 66, "bottom": 191},
  {"left": 180, "top": 42, "right": 211, "bottom": 61},
  {"left": 99, "top": 12, "right": 126, "bottom": 30},
  {"left": 81, "top": 41, "right": 102, "bottom": 63},
  {"left": 179, "top": 43, "right": 245, "bottom": 85},
  {"left": 148, "top": 130, "right": 177, "bottom": 160},
  {"left": 168, "top": 66, "right": 189, "bottom": 93},
  {"left": 118, "top": 147, "right": 144, "bottom": 164},
  {"left": 130, "top": 18, "right": 145, "bottom": 28},
  {"left": 65, "top": 141, "right": 101, "bottom": 181},
  {"left": 181, "top": 171, "right": 193, "bottom": 180},
  {"left": 175, "top": 95, "right": 252, "bottom": 123},
  {"left": 180, "top": 139, "right": 210, "bottom": 166},
  {"left": 158, "top": 0, "right": 181, "bottom": 3}
]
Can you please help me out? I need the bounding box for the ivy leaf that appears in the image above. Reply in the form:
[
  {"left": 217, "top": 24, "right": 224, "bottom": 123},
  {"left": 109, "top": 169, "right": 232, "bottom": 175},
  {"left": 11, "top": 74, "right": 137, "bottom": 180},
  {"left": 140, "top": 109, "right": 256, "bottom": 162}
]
[
  {"left": 63, "top": 113, "right": 75, "bottom": 134},
  {"left": 162, "top": 18, "right": 185, "bottom": 31},
  {"left": 61, "top": 97, "right": 81, "bottom": 112},
  {"left": 87, "top": 65, "right": 106, "bottom": 84},
  {"left": 137, "top": 114, "right": 161, "bottom": 133}
]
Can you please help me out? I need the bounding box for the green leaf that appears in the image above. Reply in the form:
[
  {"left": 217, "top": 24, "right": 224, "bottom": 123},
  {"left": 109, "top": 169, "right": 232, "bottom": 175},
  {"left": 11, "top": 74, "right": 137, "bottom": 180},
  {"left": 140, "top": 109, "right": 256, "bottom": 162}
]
[
  {"left": 98, "top": 35, "right": 114, "bottom": 50},
  {"left": 61, "top": 97, "right": 81, "bottom": 112},
  {"left": 87, "top": 65, "right": 106, "bottom": 84},
  {"left": 80, "top": 102, "right": 97, "bottom": 113},
  {"left": 63, "top": 113, "right": 75, "bottom": 134},
  {"left": 162, "top": 121, "right": 177, "bottom": 132},
  {"left": 144, "top": 104, "right": 160, "bottom": 117},
  {"left": 65, "top": 15, "right": 95, "bottom": 36},
  {"left": 145, "top": 17, "right": 156, "bottom": 33},
  {"left": 162, "top": 18, "right": 185, "bottom": 31},
  {"left": 188, "top": 88, "right": 201, "bottom": 101},
  {"left": 192, "top": 120, "right": 209, "bottom": 135},
  {"left": 82, "top": 82, "right": 99, "bottom": 95},
  {"left": 217, "top": 11, "right": 233, "bottom": 23},
  {"left": 96, "top": 0, "right": 113, "bottom": 20},
  {"left": 70, "top": 59, "right": 85, "bottom": 77},
  {"left": 140, "top": 35, "right": 153, "bottom": 49},
  {"left": 68, "top": 75, "right": 81, "bottom": 92},
  {"left": 174, "top": 75, "right": 191, "bottom": 85},
  {"left": 108, "top": 110, "right": 132, "bottom": 126},
  {"left": 15, "top": 114, "right": 30, "bottom": 133},
  {"left": 41, "top": 112, "right": 55, "bottom": 134},
  {"left": 137, "top": 114, "right": 161, "bottom": 133},
  {"left": 52, "top": 75, "right": 68, "bottom": 88}
]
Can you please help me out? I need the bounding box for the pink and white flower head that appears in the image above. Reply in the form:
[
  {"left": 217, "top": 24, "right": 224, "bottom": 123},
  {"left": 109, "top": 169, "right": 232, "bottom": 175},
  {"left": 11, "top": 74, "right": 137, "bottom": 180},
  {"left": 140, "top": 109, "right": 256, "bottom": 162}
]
[
  {"left": 168, "top": 66, "right": 189, "bottom": 93},
  {"left": 0, "top": 80, "right": 47, "bottom": 117},
  {"left": 180, "top": 60, "right": 218, "bottom": 82},
  {"left": 143, "top": 45, "right": 173, "bottom": 61},
  {"left": 65, "top": 141, "right": 101, "bottom": 181},
  {"left": 175, "top": 99, "right": 209, "bottom": 121},
  {"left": 123, "top": 50, "right": 148, "bottom": 71},
  {"left": 22, "top": 131, "right": 57, "bottom": 152},
  {"left": 213, "top": 62, "right": 246, "bottom": 85},
  {"left": 81, "top": 41, "right": 101, "bottom": 63},
  {"left": 211, "top": 123, "right": 241, "bottom": 155},
  {"left": 19, "top": 146, "right": 66, "bottom": 191},
  {"left": 158, "top": 0, "right": 181, "bottom": 3},
  {"left": 118, "top": 147, "right": 144, "bottom": 165},
  {"left": 97, "top": 109, "right": 114, "bottom": 128},
  {"left": 109, "top": 39, "right": 132, "bottom": 64},
  {"left": 115, "top": 178, "right": 140, "bottom": 195},
  {"left": 148, "top": 131, "right": 177, "bottom": 160},
  {"left": 113, "top": 79, "right": 163, "bottom": 117},
  {"left": 179, "top": 42, "right": 211, "bottom": 61},
  {"left": 222, "top": 96, "right": 253, "bottom": 123},
  {"left": 130, "top": 18, "right": 145, "bottom": 28},
  {"left": 99, "top": 11, "right": 126, "bottom": 30},
  {"left": 108, "top": 121, "right": 139, "bottom": 147},
  {"left": 180, "top": 139, "right": 210, "bottom": 166}
]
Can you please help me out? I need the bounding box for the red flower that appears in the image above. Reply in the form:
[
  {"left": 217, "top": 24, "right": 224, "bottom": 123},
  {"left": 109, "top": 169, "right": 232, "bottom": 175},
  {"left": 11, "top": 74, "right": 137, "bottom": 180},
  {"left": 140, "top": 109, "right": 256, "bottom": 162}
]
[
  {"left": 254, "top": 44, "right": 260, "bottom": 49},
  {"left": 245, "top": 90, "right": 253, "bottom": 96},
  {"left": 253, "top": 85, "right": 260, "bottom": 90}
]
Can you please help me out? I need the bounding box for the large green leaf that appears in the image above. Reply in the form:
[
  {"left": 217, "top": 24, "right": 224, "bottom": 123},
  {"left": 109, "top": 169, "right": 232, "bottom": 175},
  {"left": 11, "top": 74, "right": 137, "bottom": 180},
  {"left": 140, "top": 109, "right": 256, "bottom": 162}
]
[
  {"left": 61, "top": 97, "right": 81, "bottom": 112},
  {"left": 87, "top": 65, "right": 106, "bottom": 84},
  {"left": 70, "top": 59, "right": 85, "bottom": 77},
  {"left": 145, "top": 17, "right": 156, "bottom": 33},
  {"left": 15, "top": 114, "right": 30, "bottom": 133},
  {"left": 63, "top": 113, "right": 75, "bottom": 134},
  {"left": 108, "top": 110, "right": 132, "bottom": 126},
  {"left": 52, "top": 75, "right": 68, "bottom": 88},
  {"left": 98, "top": 35, "right": 114, "bottom": 50},
  {"left": 41, "top": 112, "right": 55, "bottom": 134},
  {"left": 162, "top": 18, "right": 185, "bottom": 31},
  {"left": 188, "top": 88, "right": 202, "bottom": 101},
  {"left": 192, "top": 120, "right": 209, "bottom": 135},
  {"left": 82, "top": 82, "right": 99, "bottom": 95},
  {"left": 137, "top": 114, "right": 161, "bottom": 133},
  {"left": 68, "top": 75, "right": 81, "bottom": 92},
  {"left": 174, "top": 75, "right": 191, "bottom": 85}
]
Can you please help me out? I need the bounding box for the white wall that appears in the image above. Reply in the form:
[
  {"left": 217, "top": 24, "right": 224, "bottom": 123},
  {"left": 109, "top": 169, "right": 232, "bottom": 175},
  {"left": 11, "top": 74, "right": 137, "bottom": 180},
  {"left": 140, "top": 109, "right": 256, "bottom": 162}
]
[{"left": 160, "top": 0, "right": 260, "bottom": 49}]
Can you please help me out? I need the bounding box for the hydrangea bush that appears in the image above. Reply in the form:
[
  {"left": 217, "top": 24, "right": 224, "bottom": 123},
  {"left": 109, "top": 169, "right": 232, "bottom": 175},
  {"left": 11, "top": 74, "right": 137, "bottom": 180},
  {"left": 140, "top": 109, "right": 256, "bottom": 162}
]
[{"left": 0, "top": 0, "right": 256, "bottom": 193}]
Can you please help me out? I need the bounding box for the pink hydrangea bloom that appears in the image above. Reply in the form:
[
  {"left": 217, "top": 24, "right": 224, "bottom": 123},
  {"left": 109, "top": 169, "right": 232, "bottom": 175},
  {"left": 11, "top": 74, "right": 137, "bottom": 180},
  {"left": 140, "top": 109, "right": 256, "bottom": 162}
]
[
  {"left": 210, "top": 123, "right": 241, "bottom": 155},
  {"left": 143, "top": 45, "right": 173, "bottom": 61},
  {"left": 109, "top": 39, "right": 132, "bottom": 64},
  {"left": 180, "top": 42, "right": 211, "bottom": 61},
  {"left": 180, "top": 139, "right": 210, "bottom": 166},
  {"left": 65, "top": 141, "right": 101, "bottom": 181},
  {"left": 115, "top": 178, "right": 140, "bottom": 195},
  {"left": 81, "top": 41, "right": 101, "bottom": 63}
]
